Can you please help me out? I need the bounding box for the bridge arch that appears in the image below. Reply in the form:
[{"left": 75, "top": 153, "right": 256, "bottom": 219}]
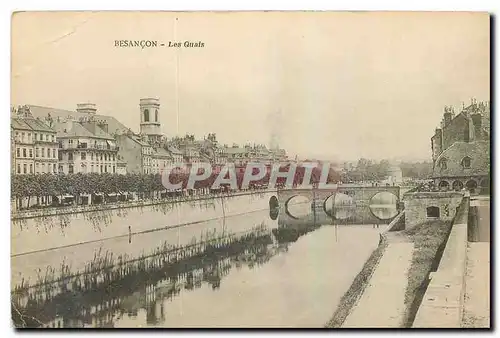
[
  {"left": 368, "top": 191, "right": 399, "bottom": 221},
  {"left": 285, "top": 195, "right": 311, "bottom": 219},
  {"left": 269, "top": 195, "right": 279, "bottom": 209}
]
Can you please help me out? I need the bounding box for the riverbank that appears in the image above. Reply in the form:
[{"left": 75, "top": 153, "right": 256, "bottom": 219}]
[
  {"left": 11, "top": 188, "right": 276, "bottom": 220},
  {"left": 324, "top": 237, "right": 388, "bottom": 328},
  {"left": 401, "top": 220, "right": 453, "bottom": 327},
  {"left": 326, "top": 218, "right": 454, "bottom": 328}
]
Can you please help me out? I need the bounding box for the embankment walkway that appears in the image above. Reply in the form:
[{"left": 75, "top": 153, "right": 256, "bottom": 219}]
[
  {"left": 462, "top": 196, "right": 490, "bottom": 328},
  {"left": 342, "top": 242, "right": 414, "bottom": 328}
]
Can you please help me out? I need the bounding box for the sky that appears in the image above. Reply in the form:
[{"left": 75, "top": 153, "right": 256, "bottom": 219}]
[{"left": 11, "top": 11, "right": 490, "bottom": 162}]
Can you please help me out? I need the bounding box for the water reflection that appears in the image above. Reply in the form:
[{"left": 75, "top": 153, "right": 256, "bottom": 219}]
[
  {"left": 12, "top": 223, "right": 285, "bottom": 328},
  {"left": 286, "top": 196, "right": 310, "bottom": 219},
  {"left": 12, "top": 192, "right": 386, "bottom": 328},
  {"left": 368, "top": 192, "right": 398, "bottom": 220}
]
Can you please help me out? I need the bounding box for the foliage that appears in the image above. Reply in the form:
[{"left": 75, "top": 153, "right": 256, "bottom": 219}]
[{"left": 11, "top": 164, "right": 340, "bottom": 201}]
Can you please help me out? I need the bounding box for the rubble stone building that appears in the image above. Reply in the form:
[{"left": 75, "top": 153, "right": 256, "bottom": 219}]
[{"left": 430, "top": 99, "right": 490, "bottom": 194}]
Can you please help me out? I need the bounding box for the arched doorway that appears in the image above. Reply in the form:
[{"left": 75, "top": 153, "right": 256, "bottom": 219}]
[
  {"left": 452, "top": 180, "right": 464, "bottom": 191},
  {"left": 480, "top": 177, "right": 490, "bottom": 195},
  {"left": 438, "top": 180, "right": 450, "bottom": 191},
  {"left": 466, "top": 179, "right": 478, "bottom": 194}
]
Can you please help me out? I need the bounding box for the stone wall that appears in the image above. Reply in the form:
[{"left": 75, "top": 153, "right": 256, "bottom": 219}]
[
  {"left": 403, "top": 192, "right": 464, "bottom": 228},
  {"left": 412, "top": 197, "right": 470, "bottom": 328}
]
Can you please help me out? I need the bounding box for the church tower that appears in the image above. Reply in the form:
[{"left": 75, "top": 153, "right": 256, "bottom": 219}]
[{"left": 139, "top": 98, "right": 162, "bottom": 143}]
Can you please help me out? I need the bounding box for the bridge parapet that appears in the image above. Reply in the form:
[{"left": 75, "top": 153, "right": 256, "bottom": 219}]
[{"left": 276, "top": 186, "right": 401, "bottom": 225}]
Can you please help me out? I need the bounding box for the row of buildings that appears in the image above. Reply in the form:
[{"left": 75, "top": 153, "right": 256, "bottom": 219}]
[
  {"left": 430, "top": 98, "right": 490, "bottom": 193},
  {"left": 10, "top": 99, "right": 288, "bottom": 176}
]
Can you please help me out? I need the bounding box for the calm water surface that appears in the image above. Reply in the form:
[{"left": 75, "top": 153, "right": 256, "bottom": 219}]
[{"left": 11, "top": 191, "right": 393, "bottom": 328}]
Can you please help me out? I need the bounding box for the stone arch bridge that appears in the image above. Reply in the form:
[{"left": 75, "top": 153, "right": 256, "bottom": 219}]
[{"left": 275, "top": 185, "right": 402, "bottom": 225}]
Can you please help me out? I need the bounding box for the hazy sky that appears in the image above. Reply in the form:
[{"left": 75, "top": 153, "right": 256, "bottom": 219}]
[{"left": 11, "top": 12, "right": 490, "bottom": 162}]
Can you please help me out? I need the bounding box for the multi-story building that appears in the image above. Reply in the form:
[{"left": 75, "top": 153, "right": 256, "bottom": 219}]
[
  {"left": 166, "top": 145, "right": 183, "bottom": 164},
  {"left": 116, "top": 155, "right": 128, "bottom": 175},
  {"left": 430, "top": 99, "right": 490, "bottom": 194},
  {"left": 54, "top": 117, "right": 118, "bottom": 174},
  {"left": 115, "top": 132, "right": 153, "bottom": 174},
  {"left": 151, "top": 148, "right": 173, "bottom": 174},
  {"left": 11, "top": 105, "right": 58, "bottom": 175}
]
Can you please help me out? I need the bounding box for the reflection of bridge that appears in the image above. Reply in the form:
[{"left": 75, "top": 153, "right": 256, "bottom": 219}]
[{"left": 275, "top": 186, "right": 401, "bottom": 225}]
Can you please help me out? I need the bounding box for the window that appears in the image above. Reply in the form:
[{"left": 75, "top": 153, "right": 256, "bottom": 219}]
[
  {"left": 42, "top": 148, "right": 45, "bottom": 158},
  {"left": 68, "top": 152, "right": 73, "bottom": 161},
  {"left": 17, "top": 164, "right": 20, "bottom": 174},
  {"left": 155, "top": 109, "right": 158, "bottom": 122},
  {"left": 91, "top": 165, "right": 94, "bottom": 172},
  {"left": 452, "top": 180, "right": 464, "bottom": 191},
  {"left": 68, "top": 164, "right": 74, "bottom": 174},
  {"left": 16, "top": 148, "right": 20, "bottom": 157},
  {"left": 461, "top": 156, "right": 471, "bottom": 169},
  {"left": 58, "top": 165, "right": 63, "bottom": 173},
  {"left": 438, "top": 180, "right": 450, "bottom": 191},
  {"left": 426, "top": 206, "right": 440, "bottom": 218},
  {"left": 100, "top": 154, "right": 103, "bottom": 161},
  {"left": 58, "top": 152, "right": 63, "bottom": 160},
  {"left": 100, "top": 165, "right": 103, "bottom": 173},
  {"left": 81, "top": 152, "right": 86, "bottom": 160},
  {"left": 41, "top": 163, "right": 45, "bottom": 173},
  {"left": 45, "top": 134, "right": 48, "bottom": 141},
  {"left": 23, "top": 164, "right": 27, "bottom": 174},
  {"left": 21, "top": 132, "right": 25, "bottom": 142},
  {"left": 466, "top": 179, "right": 478, "bottom": 193},
  {"left": 144, "top": 109, "right": 150, "bottom": 122},
  {"left": 439, "top": 158, "right": 447, "bottom": 170},
  {"left": 113, "top": 154, "right": 115, "bottom": 161},
  {"left": 29, "top": 149, "right": 33, "bottom": 158},
  {"left": 105, "top": 165, "right": 108, "bottom": 173},
  {"left": 91, "top": 153, "right": 93, "bottom": 160},
  {"left": 113, "top": 166, "right": 116, "bottom": 173},
  {"left": 29, "top": 164, "right": 33, "bottom": 174},
  {"left": 28, "top": 133, "right": 31, "bottom": 142},
  {"left": 53, "top": 164, "right": 56, "bottom": 173},
  {"left": 36, "top": 148, "right": 39, "bottom": 157},
  {"left": 52, "top": 149, "right": 56, "bottom": 158},
  {"left": 23, "top": 148, "right": 27, "bottom": 158},
  {"left": 34, "top": 133, "right": 37, "bottom": 141}
]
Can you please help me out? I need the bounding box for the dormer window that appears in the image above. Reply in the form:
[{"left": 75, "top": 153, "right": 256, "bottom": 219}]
[
  {"left": 438, "top": 158, "right": 447, "bottom": 170},
  {"left": 461, "top": 156, "right": 471, "bottom": 169}
]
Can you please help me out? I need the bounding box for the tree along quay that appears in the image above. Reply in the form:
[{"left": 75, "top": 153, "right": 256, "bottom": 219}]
[
  {"left": 11, "top": 223, "right": 280, "bottom": 328},
  {"left": 11, "top": 186, "right": 274, "bottom": 221}
]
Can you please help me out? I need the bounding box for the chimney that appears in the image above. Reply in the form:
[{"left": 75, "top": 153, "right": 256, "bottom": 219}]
[
  {"left": 471, "top": 113, "right": 482, "bottom": 140},
  {"left": 443, "top": 106, "right": 452, "bottom": 127},
  {"left": 76, "top": 103, "right": 97, "bottom": 115}
]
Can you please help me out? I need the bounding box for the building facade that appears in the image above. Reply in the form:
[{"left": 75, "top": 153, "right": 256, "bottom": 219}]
[
  {"left": 430, "top": 99, "right": 490, "bottom": 194},
  {"left": 11, "top": 105, "right": 58, "bottom": 175},
  {"left": 54, "top": 117, "right": 118, "bottom": 174}
]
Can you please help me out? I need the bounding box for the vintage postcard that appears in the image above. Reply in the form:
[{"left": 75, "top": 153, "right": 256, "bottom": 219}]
[{"left": 10, "top": 11, "right": 490, "bottom": 328}]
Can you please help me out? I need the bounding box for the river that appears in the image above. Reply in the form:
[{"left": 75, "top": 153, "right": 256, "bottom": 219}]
[{"left": 11, "top": 191, "right": 394, "bottom": 328}]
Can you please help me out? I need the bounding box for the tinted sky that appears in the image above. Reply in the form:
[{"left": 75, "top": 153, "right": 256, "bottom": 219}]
[{"left": 11, "top": 12, "right": 490, "bottom": 162}]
